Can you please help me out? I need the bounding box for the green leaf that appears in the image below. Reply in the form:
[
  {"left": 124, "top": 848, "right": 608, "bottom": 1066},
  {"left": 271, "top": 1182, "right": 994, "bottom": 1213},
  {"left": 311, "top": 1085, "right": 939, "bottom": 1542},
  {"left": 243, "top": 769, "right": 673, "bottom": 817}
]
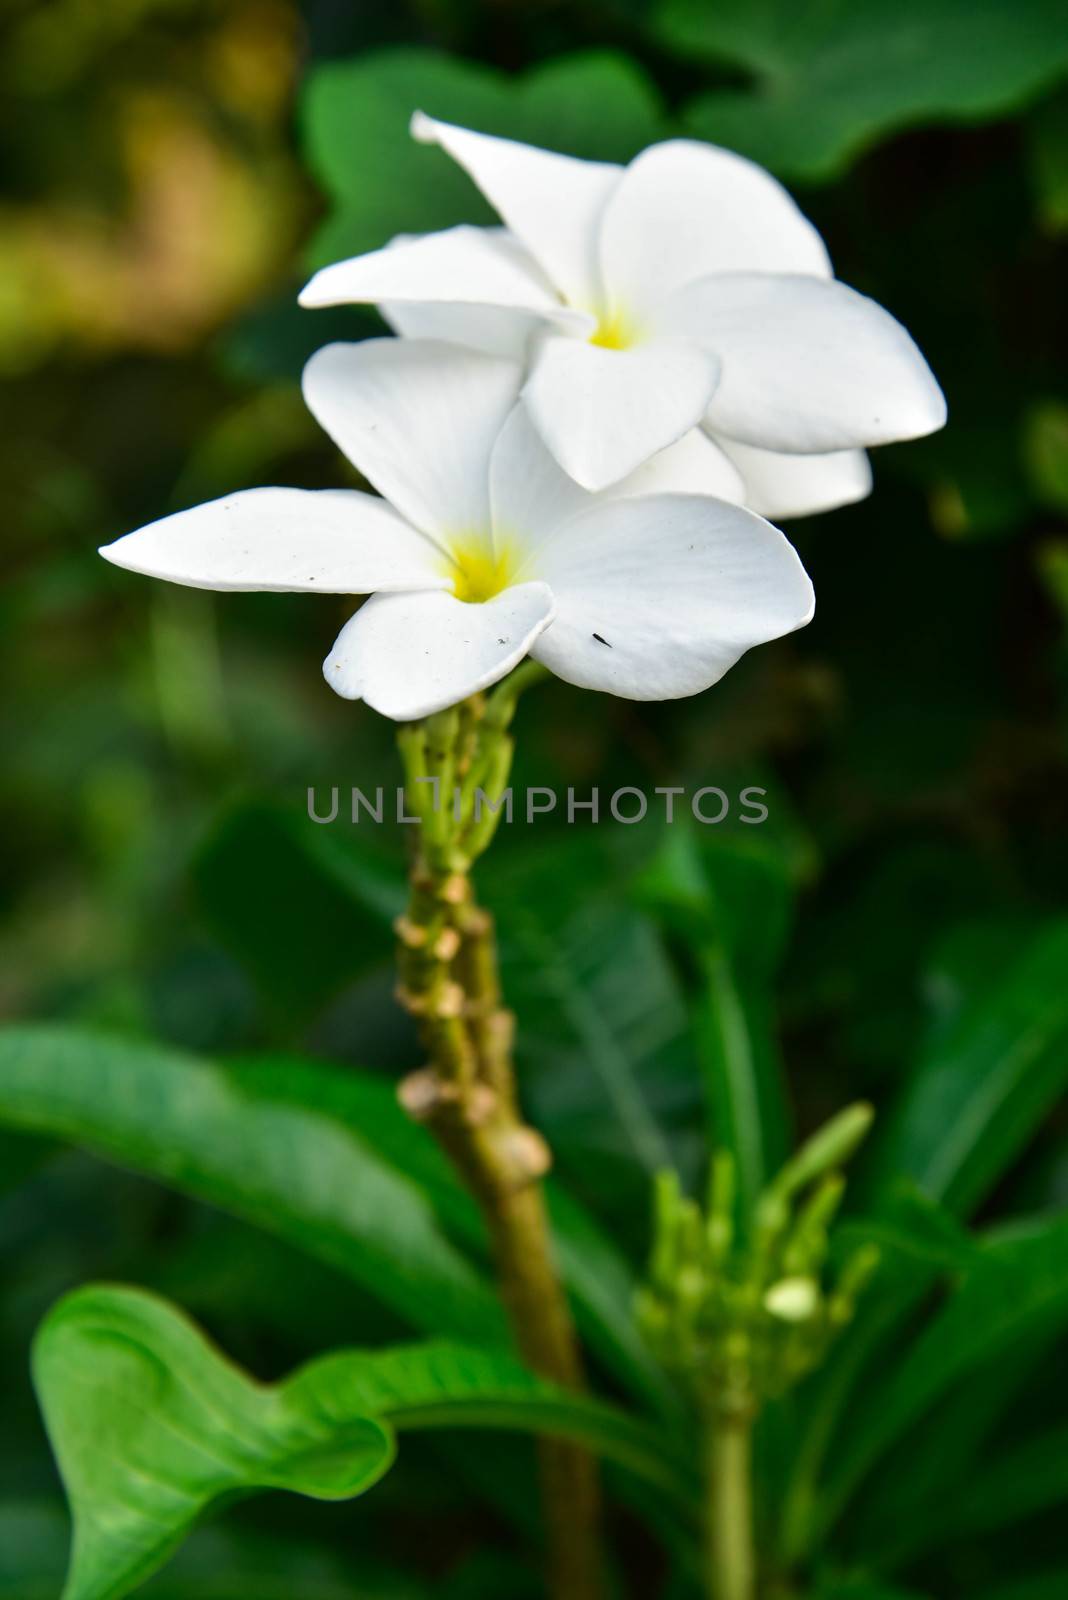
[
  {"left": 35, "top": 1287, "right": 391, "bottom": 1600},
  {"left": 192, "top": 802, "right": 402, "bottom": 1018},
  {"left": 690, "top": 944, "right": 784, "bottom": 1214},
  {"left": 232, "top": 1053, "right": 678, "bottom": 1414},
  {"left": 290, "top": 1340, "right": 689, "bottom": 1493},
  {"left": 1036, "top": 538, "right": 1068, "bottom": 630},
  {"left": 0, "top": 1128, "right": 52, "bottom": 1195},
  {"left": 300, "top": 47, "right": 665, "bottom": 265},
  {"left": 850, "top": 1330, "right": 1053, "bottom": 1564},
  {"left": 635, "top": 820, "right": 801, "bottom": 1211},
  {"left": 887, "top": 1422, "right": 1068, "bottom": 1562},
  {"left": 0, "top": 1025, "right": 503, "bottom": 1343},
  {"left": 655, "top": 0, "right": 1068, "bottom": 180},
  {"left": 821, "top": 1211, "right": 1068, "bottom": 1522},
  {"left": 489, "top": 831, "right": 684, "bottom": 1179},
  {"left": 778, "top": 1187, "right": 979, "bottom": 1565},
  {"left": 547, "top": 1184, "right": 682, "bottom": 1418},
  {"left": 0, "top": 1506, "right": 424, "bottom": 1600},
  {"left": 504, "top": 892, "right": 679, "bottom": 1177},
  {"left": 35, "top": 1285, "right": 692, "bottom": 1600},
  {"left": 813, "top": 1582, "right": 931, "bottom": 1600},
  {"left": 973, "top": 1578, "right": 1068, "bottom": 1600},
  {"left": 0, "top": 1024, "right": 675, "bottom": 1414},
  {"left": 1026, "top": 400, "right": 1068, "bottom": 513},
  {"left": 0, "top": 1503, "right": 67, "bottom": 1600},
  {"left": 1028, "top": 87, "right": 1068, "bottom": 232},
  {"left": 865, "top": 919, "right": 1068, "bottom": 1214}
]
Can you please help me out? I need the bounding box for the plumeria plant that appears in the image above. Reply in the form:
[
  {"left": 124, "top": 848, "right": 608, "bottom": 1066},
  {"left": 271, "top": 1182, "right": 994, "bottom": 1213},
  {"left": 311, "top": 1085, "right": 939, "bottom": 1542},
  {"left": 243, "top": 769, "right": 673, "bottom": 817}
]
[
  {"left": 98, "top": 327, "right": 817, "bottom": 1599},
  {"left": 5, "top": 81, "right": 1067, "bottom": 1600},
  {"left": 98, "top": 112, "right": 943, "bottom": 1597}
]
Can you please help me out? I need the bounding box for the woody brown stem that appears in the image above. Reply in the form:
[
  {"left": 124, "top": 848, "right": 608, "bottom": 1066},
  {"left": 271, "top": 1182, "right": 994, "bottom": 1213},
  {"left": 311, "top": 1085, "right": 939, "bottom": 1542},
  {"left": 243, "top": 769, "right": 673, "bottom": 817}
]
[
  {"left": 394, "top": 680, "right": 602, "bottom": 1600},
  {"left": 454, "top": 901, "right": 518, "bottom": 1107}
]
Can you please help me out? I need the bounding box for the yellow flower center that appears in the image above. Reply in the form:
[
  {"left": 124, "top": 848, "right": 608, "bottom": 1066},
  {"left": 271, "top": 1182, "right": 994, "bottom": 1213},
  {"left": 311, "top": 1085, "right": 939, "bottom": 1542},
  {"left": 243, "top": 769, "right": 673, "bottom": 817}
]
[
  {"left": 447, "top": 537, "right": 520, "bottom": 604},
  {"left": 588, "top": 307, "right": 639, "bottom": 350}
]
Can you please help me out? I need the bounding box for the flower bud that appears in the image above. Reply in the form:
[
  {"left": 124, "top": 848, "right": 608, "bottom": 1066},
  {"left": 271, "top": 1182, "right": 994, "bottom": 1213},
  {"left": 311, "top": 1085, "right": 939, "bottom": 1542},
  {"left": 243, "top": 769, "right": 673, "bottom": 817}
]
[{"left": 764, "top": 1276, "right": 820, "bottom": 1322}]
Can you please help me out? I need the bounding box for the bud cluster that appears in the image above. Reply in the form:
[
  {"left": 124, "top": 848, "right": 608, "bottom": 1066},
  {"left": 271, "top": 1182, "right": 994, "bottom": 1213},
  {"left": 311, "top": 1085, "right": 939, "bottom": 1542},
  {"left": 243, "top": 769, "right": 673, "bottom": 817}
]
[
  {"left": 637, "top": 1105, "right": 880, "bottom": 1414},
  {"left": 396, "top": 671, "right": 535, "bottom": 877}
]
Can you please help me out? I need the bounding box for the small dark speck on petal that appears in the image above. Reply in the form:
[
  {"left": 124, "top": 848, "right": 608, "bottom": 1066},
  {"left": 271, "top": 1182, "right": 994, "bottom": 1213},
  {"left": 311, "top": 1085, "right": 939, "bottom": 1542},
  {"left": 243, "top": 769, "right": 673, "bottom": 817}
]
[{"left": 592, "top": 633, "right": 612, "bottom": 647}]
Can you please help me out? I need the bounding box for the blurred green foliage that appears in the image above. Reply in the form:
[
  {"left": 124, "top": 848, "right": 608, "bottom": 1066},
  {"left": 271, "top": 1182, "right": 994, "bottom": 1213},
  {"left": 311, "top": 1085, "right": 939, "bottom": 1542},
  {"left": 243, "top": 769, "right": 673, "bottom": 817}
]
[
  {"left": 1, "top": 0, "right": 1067, "bottom": 1596},
  {"left": 657, "top": 0, "right": 1068, "bottom": 177}
]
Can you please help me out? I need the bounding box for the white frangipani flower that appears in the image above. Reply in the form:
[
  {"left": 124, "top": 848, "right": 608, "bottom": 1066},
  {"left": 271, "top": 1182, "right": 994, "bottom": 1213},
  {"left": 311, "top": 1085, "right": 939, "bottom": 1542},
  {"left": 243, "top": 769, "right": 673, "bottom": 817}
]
[
  {"left": 99, "top": 340, "right": 814, "bottom": 722},
  {"left": 299, "top": 118, "right": 946, "bottom": 510}
]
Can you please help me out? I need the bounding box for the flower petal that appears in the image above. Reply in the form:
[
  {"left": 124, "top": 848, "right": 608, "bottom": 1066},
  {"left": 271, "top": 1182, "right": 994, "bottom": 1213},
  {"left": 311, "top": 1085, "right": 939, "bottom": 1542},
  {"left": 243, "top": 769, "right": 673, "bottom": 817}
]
[
  {"left": 719, "top": 438, "right": 872, "bottom": 518},
  {"left": 324, "top": 582, "right": 556, "bottom": 719},
  {"left": 99, "top": 487, "right": 444, "bottom": 593},
  {"left": 489, "top": 409, "right": 748, "bottom": 566},
  {"left": 358, "top": 229, "right": 558, "bottom": 358},
  {"left": 658, "top": 272, "right": 947, "bottom": 452},
  {"left": 382, "top": 300, "right": 542, "bottom": 361},
  {"left": 491, "top": 411, "right": 748, "bottom": 568},
  {"left": 299, "top": 225, "right": 587, "bottom": 332},
  {"left": 522, "top": 336, "right": 721, "bottom": 492},
  {"left": 302, "top": 339, "right": 522, "bottom": 542},
  {"left": 490, "top": 406, "right": 591, "bottom": 552},
  {"left": 613, "top": 429, "right": 745, "bottom": 504},
  {"left": 528, "top": 494, "right": 813, "bottom": 700},
  {"left": 411, "top": 112, "right": 621, "bottom": 308},
  {"left": 599, "top": 139, "right": 831, "bottom": 314}
]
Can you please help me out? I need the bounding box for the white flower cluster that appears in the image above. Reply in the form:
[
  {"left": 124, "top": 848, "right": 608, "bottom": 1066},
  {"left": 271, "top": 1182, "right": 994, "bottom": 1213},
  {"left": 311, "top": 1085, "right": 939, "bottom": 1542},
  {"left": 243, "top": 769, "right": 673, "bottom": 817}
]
[{"left": 102, "top": 119, "right": 945, "bottom": 721}]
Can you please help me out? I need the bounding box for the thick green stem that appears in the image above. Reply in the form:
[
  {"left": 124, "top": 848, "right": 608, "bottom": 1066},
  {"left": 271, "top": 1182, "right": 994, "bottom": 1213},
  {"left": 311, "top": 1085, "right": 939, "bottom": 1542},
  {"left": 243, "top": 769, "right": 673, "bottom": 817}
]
[
  {"left": 704, "top": 1405, "right": 756, "bottom": 1600},
  {"left": 394, "top": 679, "right": 602, "bottom": 1600}
]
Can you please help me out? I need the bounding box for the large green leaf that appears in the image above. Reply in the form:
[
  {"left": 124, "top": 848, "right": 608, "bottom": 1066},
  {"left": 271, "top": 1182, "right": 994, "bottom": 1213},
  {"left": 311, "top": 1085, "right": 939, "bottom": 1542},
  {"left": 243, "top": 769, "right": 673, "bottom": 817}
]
[
  {"left": 301, "top": 47, "right": 665, "bottom": 267},
  {"left": 35, "top": 1285, "right": 691, "bottom": 1600},
  {"left": 865, "top": 919, "right": 1068, "bottom": 1214},
  {"left": 0, "top": 1025, "right": 503, "bottom": 1343},
  {"left": 656, "top": 0, "right": 1068, "bottom": 180},
  {"left": 820, "top": 1211, "right": 1068, "bottom": 1524}
]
